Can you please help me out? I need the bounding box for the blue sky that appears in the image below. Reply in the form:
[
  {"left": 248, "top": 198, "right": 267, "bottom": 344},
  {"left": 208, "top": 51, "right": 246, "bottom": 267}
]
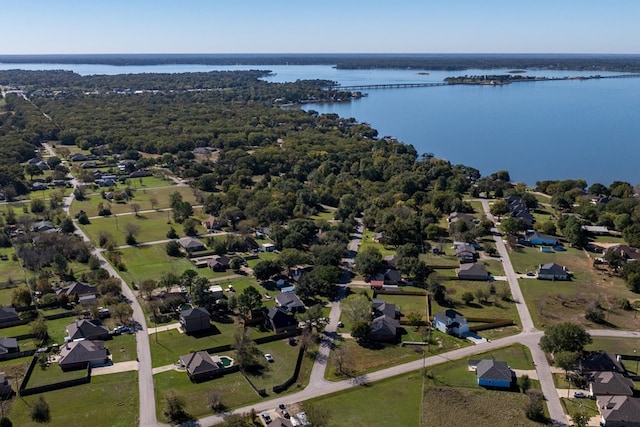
[{"left": 4, "top": 0, "right": 639, "bottom": 54}]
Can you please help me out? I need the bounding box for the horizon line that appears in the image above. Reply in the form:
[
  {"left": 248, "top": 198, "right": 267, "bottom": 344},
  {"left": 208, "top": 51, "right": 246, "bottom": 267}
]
[{"left": 2, "top": 52, "right": 640, "bottom": 56}]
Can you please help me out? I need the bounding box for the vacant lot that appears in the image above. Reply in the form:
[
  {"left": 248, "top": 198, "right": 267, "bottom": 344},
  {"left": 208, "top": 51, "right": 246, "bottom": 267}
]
[
  {"left": 513, "top": 245, "right": 640, "bottom": 330},
  {"left": 8, "top": 371, "right": 138, "bottom": 427},
  {"left": 309, "top": 345, "right": 539, "bottom": 427}
]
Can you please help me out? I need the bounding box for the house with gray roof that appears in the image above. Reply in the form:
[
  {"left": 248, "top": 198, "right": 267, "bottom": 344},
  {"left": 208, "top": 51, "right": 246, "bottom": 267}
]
[
  {"left": 470, "top": 359, "right": 514, "bottom": 388},
  {"left": 0, "top": 308, "right": 19, "bottom": 324},
  {"left": 588, "top": 371, "right": 634, "bottom": 397},
  {"left": 266, "top": 307, "right": 297, "bottom": 334},
  {"left": 275, "top": 292, "right": 305, "bottom": 313},
  {"left": 580, "top": 351, "right": 626, "bottom": 374},
  {"left": 536, "top": 263, "right": 569, "bottom": 280},
  {"left": 56, "top": 281, "right": 98, "bottom": 300},
  {"left": 66, "top": 319, "right": 110, "bottom": 341},
  {"left": 455, "top": 263, "right": 489, "bottom": 281},
  {"left": 59, "top": 340, "right": 109, "bottom": 371},
  {"left": 597, "top": 396, "right": 640, "bottom": 427},
  {"left": 179, "top": 351, "right": 224, "bottom": 382},
  {"left": 434, "top": 309, "right": 469, "bottom": 337},
  {"left": 179, "top": 307, "right": 211, "bottom": 334},
  {"left": 178, "top": 237, "right": 206, "bottom": 253},
  {"left": 454, "top": 242, "right": 477, "bottom": 264},
  {"left": 0, "top": 338, "right": 18, "bottom": 355},
  {"left": 0, "top": 372, "right": 14, "bottom": 399},
  {"left": 368, "top": 298, "right": 400, "bottom": 342}
]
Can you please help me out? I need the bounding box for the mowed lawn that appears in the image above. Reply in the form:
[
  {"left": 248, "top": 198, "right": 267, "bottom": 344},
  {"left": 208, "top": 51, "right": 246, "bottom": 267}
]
[
  {"left": 154, "top": 368, "right": 260, "bottom": 423},
  {"left": 8, "top": 372, "right": 138, "bottom": 427},
  {"left": 512, "top": 245, "right": 640, "bottom": 330},
  {"left": 70, "top": 184, "right": 197, "bottom": 217},
  {"left": 79, "top": 209, "right": 206, "bottom": 247}
]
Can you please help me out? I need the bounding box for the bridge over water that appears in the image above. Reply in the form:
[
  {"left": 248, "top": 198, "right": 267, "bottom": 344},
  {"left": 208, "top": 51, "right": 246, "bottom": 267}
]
[{"left": 331, "top": 73, "right": 640, "bottom": 91}]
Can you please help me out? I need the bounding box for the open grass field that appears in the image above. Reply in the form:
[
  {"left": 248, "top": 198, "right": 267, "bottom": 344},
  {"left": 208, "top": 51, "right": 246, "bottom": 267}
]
[
  {"left": 325, "top": 330, "right": 471, "bottom": 381},
  {"left": 8, "top": 371, "right": 138, "bottom": 427},
  {"left": 421, "top": 386, "right": 542, "bottom": 427},
  {"left": 0, "top": 247, "right": 26, "bottom": 288},
  {"left": 79, "top": 209, "right": 205, "bottom": 247},
  {"left": 512, "top": 244, "right": 640, "bottom": 330},
  {"left": 70, "top": 184, "right": 197, "bottom": 217},
  {"left": 311, "top": 344, "right": 538, "bottom": 427},
  {"left": 561, "top": 397, "right": 599, "bottom": 420},
  {"left": 154, "top": 368, "right": 260, "bottom": 423}
]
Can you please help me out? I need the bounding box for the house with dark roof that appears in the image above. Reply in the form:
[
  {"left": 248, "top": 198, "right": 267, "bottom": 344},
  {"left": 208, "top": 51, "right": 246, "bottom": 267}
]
[
  {"left": 0, "top": 308, "right": 19, "bottom": 324},
  {"left": 266, "top": 307, "right": 298, "bottom": 334},
  {"left": 434, "top": 309, "right": 469, "bottom": 337},
  {"left": 56, "top": 282, "right": 98, "bottom": 300},
  {"left": 536, "top": 263, "right": 569, "bottom": 280},
  {"left": 59, "top": 340, "right": 109, "bottom": 371},
  {"left": 178, "top": 237, "right": 206, "bottom": 253},
  {"left": 470, "top": 359, "right": 515, "bottom": 388},
  {"left": 32, "top": 220, "right": 56, "bottom": 233},
  {"left": 179, "top": 351, "right": 224, "bottom": 382},
  {"left": 588, "top": 371, "right": 634, "bottom": 398},
  {"left": 454, "top": 242, "right": 477, "bottom": 264},
  {"left": 372, "top": 269, "right": 404, "bottom": 286},
  {"left": 69, "top": 153, "right": 89, "bottom": 162},
  {"left": 455, "top": 263, "right": 490, "bottom": 281},
  {"left": 448, "top": 212, "right": 475, "bottom": 227},
  {"left": 367, "top": 298, "right": 401, "bottom": 342},
  {"left": 505, "top": 196, "right": 534, "bottom": 228},
  {"left": 66, "top": 319, "right": 110, "bottom": 341},
  {"left": 275, "top": 292, "right": 305, "bottom": 313},
  {"left": 0, "top": 372, "right": 14, "bottom": 399},
  {"left": 605, "top": 245, "right": 640, "bottom": 263},
  {"left": 179, "top": 307, "right": 211, "bottom": 334},
  {"left": 597, "top": 396, "right": 640, "bottom": 427},
  {"left": 580, "top": 351, "right": 626, "bottom": 374},
  {"left": 0, "top": 338, "right": 18, "bottom": 355},
  {"left": 207, "top": 255, "right": 231, "bottom": 272}
]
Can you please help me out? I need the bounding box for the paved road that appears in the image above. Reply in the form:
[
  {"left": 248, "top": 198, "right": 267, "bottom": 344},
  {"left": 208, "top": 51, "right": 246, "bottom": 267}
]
[
  {"left": 44, "top": 143, "right": 159, "bottom": 427},
  {"left": 481, "top": 200, "right": 567, "bottom": 426}
]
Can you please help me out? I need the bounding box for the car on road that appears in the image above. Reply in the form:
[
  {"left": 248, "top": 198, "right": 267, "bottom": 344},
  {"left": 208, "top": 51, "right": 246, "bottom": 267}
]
[
  {"left": 264, "top": 353, "right": 274, "bottom": 362},
  {"left": 261, "top": 412, "right": 272, "bottom": 424},
  {"left": 573, "top": 391, "right": 586, "bottom": 398}
]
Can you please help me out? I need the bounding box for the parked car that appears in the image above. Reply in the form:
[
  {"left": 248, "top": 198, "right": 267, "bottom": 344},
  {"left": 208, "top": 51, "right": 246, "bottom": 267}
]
[
  {"left": 261, "top": 412, "right": 272, "bottom": 424},
  {"left": 264, "top": 353, "right": 274, "bottom": 362},
  {"left": 573, "top": 391, "right": 586, "bottom": 398}
]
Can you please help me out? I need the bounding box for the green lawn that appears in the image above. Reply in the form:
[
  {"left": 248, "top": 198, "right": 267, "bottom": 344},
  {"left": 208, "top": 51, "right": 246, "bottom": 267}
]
[
  {"left": 326, "top": 330, "right": 470, "bottom": 381},
  {"left": 109, "top": 333, "right": 138, "bottom": 363},
  {"left": 245, "top": 339, "right": 303, "bottom": 390},
  {"left": 154, "top": 368, "right": 260, "bottom": 423},
  {"left": 8, "top": 371, "right": 138, "bottom": 427},
  {"left": 358, "top": 230, "right": 396, "bottom": 256},
  {"left": 0, "top": 247, "right": 26, "bottom": 288},
  {"left": 114, "top": 244, "right": 241, "bottom": 287},
  {"left": 70, "top": 184, "right": 196, "bottom": 217},
  {"left": 378, "top": 294, "right": 428, "bottom": 321},
  {"left": 79, "top": 209, "right": 206, "bottom": 247},
  {"left": 308, "top": 344, "right": 539, "bottom": 427},
  {"left": 561, "top": 397, "right": 599, "bottom": 420},
  {"left": 26, "top": 359, "right": 87, "bottom": 388},
  {"left": 150, "top": 321, "right": 242, "bottom": 368}
]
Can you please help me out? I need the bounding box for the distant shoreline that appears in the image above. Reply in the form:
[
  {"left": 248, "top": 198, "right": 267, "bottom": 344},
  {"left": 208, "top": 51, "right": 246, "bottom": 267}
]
[{"left": 2, "top": 53, "right": 640, "bottom": 73}]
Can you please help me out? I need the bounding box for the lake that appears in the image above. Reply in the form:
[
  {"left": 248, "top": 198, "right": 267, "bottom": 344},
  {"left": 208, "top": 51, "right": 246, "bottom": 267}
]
[{"left": 1, "top": 61, "right": 638, "bottom": 186}]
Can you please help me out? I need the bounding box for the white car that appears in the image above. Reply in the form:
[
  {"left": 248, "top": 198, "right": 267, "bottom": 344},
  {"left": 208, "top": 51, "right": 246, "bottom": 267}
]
[{"left": 264, "top": 353, "right": 274, "bottom": 362}]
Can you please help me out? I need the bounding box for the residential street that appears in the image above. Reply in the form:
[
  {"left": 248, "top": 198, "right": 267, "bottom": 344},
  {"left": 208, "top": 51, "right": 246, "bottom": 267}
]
[{"left": 41, "top": 148, "right": 629, "bottom": 427}]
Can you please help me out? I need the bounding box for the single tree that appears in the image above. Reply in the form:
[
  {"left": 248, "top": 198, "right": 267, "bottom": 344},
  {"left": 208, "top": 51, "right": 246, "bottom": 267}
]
[
  {"left": 30, "top": 396, "right": 50, "bottom": 423},
  {"left": 163, "top": 391, "right": 191, "bottom": 424},
  {"left": 340, "top": 293, "right": 371, "bottom": 326},
  {"left": 539, "top": 322, "right": 592, "bottom": 355}
]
